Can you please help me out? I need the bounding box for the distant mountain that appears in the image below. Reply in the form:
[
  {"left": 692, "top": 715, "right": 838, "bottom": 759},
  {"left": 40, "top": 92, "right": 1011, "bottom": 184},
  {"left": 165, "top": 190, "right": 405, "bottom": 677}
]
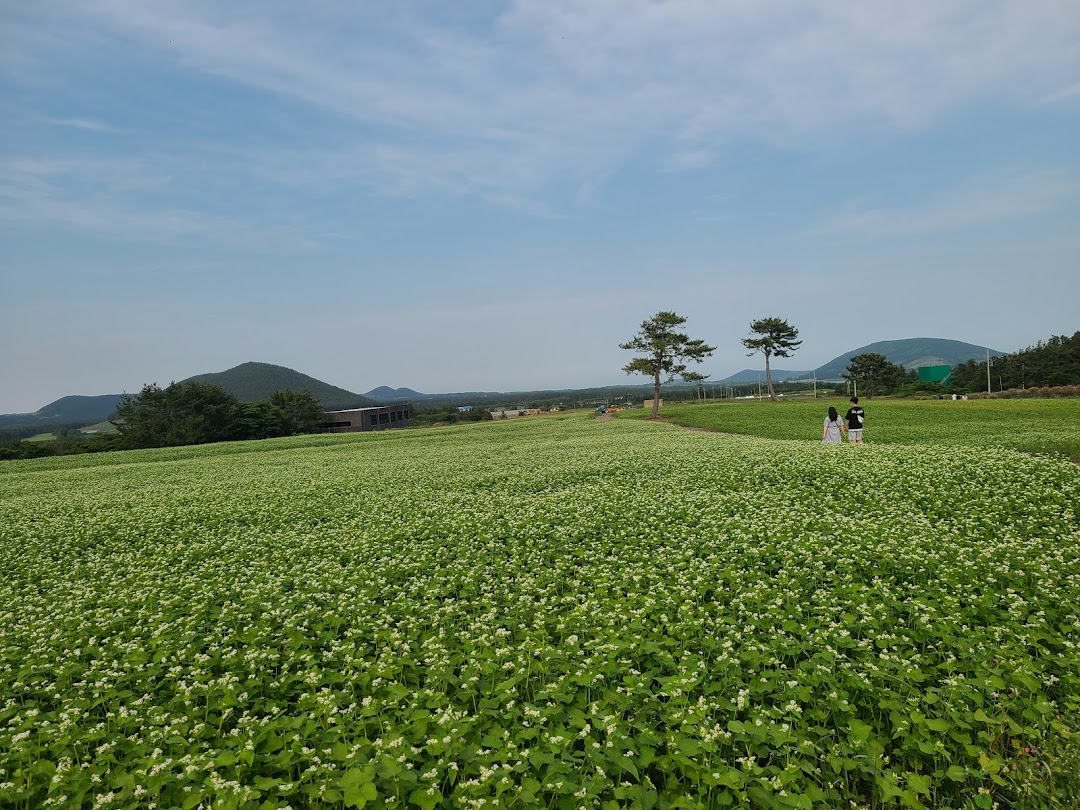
[
  {"left": 813, "top": 338, "right": 1004, "bottom": 380},
  {"left": 365, "top": 386, "right": 428, "bottom": 401},
  {"left": 0, "top": 338, "right": 1015, "bottom": 432},
  {"left": 0, "top": 394, "right": 124, "bottom": 431},
  {"left": 721, "top": 369, "right": 815, "bottom": 383},
  {"left": 367, "top": 385, "right": 658, "bottom": 408},
  {"left": 183, "top": 362, "right": 374, "bottom": 410},
  {"left": 34, "top": 394, "right": 124, "bottom": 422}
]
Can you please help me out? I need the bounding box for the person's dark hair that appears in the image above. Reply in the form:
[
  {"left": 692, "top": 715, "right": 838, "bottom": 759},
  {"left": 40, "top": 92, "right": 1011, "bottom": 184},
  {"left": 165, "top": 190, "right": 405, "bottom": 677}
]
[
  {"left": 850, "top": 396, "right": 859, "bottom": 404},
  {"left": 828, "top": 406, "right": 839, "bottom": 421}
]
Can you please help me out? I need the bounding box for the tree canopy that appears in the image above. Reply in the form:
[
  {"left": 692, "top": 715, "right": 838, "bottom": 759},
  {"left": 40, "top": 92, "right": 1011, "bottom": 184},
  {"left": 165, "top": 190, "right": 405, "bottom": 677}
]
[
  {"left": 112, "top": 383, "right": 330, "bottom": 449},
  {"left": 741, "top": 317, "right": 801, "bottom": 402},
  {"left": 620, "top": 311, "right": 716, "bottom": 418},
  {"left": 949, "top": 331, "right": 1080, "bottom": 392},
  {"left": 842, "top": 353, "right": 909, "bottom": 399},
  {"left": 269, "top": 389, "right": 325, "bottom": 434},
  {"left": 113, "top": 382, "right": 241, "bottom": 449}
]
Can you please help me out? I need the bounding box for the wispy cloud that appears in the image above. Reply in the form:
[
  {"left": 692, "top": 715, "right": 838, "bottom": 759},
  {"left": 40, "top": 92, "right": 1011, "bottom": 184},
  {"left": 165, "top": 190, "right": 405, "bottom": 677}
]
[
  {"left": 0, "top": 155, "right": 322, "bottom": 249},
  {"left": 43, "top": 117, "right": 123, "bottom": 133},
  {"left": 7, "top": 0, "right": 1077, "bottom": 203},
  {"left": 810, "top": 170, "right": 1080, "bottom": 239},
  {"left": 1041, "top": 80, "right": 1080, "bottom": 104}
]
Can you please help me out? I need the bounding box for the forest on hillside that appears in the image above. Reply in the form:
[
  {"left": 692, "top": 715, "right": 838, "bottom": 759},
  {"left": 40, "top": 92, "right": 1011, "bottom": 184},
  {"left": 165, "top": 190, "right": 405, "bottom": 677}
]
[{"left": 950, "top": 331, "right": 1080, "bottom": 392}]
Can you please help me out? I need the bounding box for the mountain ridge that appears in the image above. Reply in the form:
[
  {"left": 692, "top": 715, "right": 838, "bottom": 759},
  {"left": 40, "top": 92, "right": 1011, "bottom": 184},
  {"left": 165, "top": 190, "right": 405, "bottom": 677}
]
[
  {"left": 182, "top": 362, "right": 374, "bottom": 410},
  {"left": 721, "top": 337, "right": 1003, "bottom": 383},
  {"left": 364, "top": 386, "right": 428, "bottom": 401},
  {"left": 0, "top": 362, "right": 373, "bottom": 430},
  {"left": 812, "top": 337, "right": 1003, "bottom": 379},
  {"left": 0, "top": 338, "right": 1008, "bottom": 430}
]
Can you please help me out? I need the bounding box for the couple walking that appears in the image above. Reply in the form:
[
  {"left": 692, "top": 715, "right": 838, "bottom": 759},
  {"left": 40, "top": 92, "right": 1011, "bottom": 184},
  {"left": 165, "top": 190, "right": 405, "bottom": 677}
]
[{"left": 823, "top": 397, "right": 865, "bottom": 444}]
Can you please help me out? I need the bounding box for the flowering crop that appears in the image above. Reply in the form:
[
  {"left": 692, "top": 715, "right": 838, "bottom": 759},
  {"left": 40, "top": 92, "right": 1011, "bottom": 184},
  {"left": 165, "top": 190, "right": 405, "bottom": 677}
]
[
  {"left": 2, "top": 415, "right": 1078, "bottom": 809},
  {"left": 643, "top": 398, "right": 1080, "bottom": 461}
]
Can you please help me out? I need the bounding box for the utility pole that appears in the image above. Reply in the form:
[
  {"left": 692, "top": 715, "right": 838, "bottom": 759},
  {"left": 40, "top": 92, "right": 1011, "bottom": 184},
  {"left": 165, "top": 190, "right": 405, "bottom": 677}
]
[{"left": 986, "top": 349, "right": 991, "bottom": 395}]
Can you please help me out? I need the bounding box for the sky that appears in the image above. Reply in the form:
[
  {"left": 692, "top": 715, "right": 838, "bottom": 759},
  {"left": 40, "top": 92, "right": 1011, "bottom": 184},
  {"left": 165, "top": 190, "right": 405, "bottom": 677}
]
[{"left": 2, "top": 1, "right": 1079, "bottom": 413}]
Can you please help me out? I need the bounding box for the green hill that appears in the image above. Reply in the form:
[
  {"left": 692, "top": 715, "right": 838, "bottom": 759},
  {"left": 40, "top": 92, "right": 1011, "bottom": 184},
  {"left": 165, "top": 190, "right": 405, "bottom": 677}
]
[
  {"left": 0, "top": 395, "right": 124, "bottom": 432},
  {"left": 182, "top": 362, "right": 374, "bottom": 410},
  {"left": 722, "top": 368, "right": 814, "bottom": 383},
  {"left": 34, "top": 394, "right": 125, "bottom": 422},
  {"left": 814, "top": 338, "right": 1003, "bottom": 380},
  {"left": 365, "top": 386, "right": 428, "bottom": 401}
]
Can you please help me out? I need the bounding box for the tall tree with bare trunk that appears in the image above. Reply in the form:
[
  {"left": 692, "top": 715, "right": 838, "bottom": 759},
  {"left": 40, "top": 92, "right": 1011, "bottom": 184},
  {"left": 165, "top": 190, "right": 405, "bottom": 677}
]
[
  {"left": 742, "top": 317, "right": 802, "bottom": 402},
  {"left": 620, "top": 311, "right": 716, "bottom": 418}
]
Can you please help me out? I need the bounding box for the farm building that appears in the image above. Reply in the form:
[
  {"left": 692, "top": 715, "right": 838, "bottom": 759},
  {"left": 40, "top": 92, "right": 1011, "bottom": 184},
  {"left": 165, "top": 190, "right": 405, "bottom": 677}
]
[
  {"left": 917, "top": 365, "right": 953, "bottom": 384},
  {"left": 321, "top": 404, "right": 410, "bottom": 432}
]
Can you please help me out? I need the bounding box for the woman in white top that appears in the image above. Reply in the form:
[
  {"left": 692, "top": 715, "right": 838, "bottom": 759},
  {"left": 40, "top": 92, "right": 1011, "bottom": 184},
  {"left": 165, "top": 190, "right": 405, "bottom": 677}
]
[{"left": 822, "top": 406, "right": 844, "bottom": 444}]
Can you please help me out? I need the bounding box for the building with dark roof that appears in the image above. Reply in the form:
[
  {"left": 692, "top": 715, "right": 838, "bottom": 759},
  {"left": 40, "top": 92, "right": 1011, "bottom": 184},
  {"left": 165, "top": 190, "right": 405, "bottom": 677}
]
[{"left": 321, "top": 404, "right": 410, "bottom": 432}]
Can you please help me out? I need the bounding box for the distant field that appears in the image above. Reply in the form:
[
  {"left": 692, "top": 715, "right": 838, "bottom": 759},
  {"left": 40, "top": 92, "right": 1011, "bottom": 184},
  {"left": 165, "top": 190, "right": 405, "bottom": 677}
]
[
  {"left": 23, "top": 432, "right": 57, "bottom": 442},
  {"left": 3, "top": 415, "right": 1078, "bottom": 808},
  {"left": 79, "top": 421, "right": 118, "bottom": 434},
  {"left": 625, "top": 398, "right": 1080, "bottom": 461}
]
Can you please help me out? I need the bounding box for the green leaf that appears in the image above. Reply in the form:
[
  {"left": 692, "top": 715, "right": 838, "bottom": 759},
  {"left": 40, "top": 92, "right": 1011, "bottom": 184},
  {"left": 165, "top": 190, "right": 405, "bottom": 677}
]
[
  {"left": 214, "top": 750, "right": 238, "bottom": 767},
  {"left": 677, "top": 736, "right": 701, "bottom": 757},
  {"left": 410, "top": 787, "right": 442, "bottom": 810},
  {"left": 110, "top": 772, "right": 134, "bottom": 790},
  {"left": 714, "top": 768, "right": 743, "bottom": 790},
  {"left": 341, "top": 768, "right": 378, "bottom": 809},
  {"left": 899, "top": 789, "right": 931, "bottom": 810},
  {"left": 876, "top": 774, "right": 904, "bottom": 800},
  {"left": 33, "top": 759, "right": 57, "bottom": 778},
  {"left": 945, "top": 765, "right": 968, "bottom": 782},
  {"left": 343, "top": 782, "right": 378, "bottom": 809},
  {"left": 849, "top": 719, "right": 872, "bottom": 743},
  {"left": 905, "top": 772, "right": 931, "bottom": 796}
]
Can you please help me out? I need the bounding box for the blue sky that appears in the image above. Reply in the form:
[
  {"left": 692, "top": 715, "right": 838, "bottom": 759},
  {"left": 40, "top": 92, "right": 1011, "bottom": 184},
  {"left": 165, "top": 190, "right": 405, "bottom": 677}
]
[{"left": 2, "top": 1, "right": 1078, "bottom": 412}]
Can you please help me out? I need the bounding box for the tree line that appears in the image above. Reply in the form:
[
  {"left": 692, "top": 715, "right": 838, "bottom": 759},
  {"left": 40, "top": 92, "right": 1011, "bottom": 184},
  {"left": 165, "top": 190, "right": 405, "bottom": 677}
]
[
  {"left": 113, "top": 382, "right": 326, "bottom": 448},
  {"left": 409, "top": 405, "right": 493, "bottom": 427},
  {"left": 949, "top": 331, "right": 1080, "bottom": 393},
  {"left": 0, "top": 382, "right": 328, "bottom": 460},
  {"left": 619, "top": 311, "right": 994, "bottom": 407}
]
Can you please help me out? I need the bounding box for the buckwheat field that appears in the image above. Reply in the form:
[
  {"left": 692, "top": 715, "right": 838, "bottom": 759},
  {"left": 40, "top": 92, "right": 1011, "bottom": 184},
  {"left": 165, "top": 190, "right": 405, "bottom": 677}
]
[{"left": 3, "top": 409, "right": 1078, "bottom": 809}]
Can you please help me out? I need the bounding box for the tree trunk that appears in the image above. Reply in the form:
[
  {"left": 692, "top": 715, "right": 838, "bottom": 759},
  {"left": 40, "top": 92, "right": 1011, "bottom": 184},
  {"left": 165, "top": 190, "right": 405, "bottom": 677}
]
[
  {"left": 651, "top": 373, "right": 661, "bottom": 418},
  {"left": 766, "top": 352, "right": 778, "bottom": 401}
]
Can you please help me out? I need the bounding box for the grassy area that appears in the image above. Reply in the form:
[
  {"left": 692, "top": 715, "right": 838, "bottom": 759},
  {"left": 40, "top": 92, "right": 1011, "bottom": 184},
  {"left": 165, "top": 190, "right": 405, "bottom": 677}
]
[
  {"left": 79, "top": 420, "right": 118, "bottom": 434},
  {"left": 23, "top": 432, "right": 57, "bottom": 442},
  {"left": 623, "top": 397, "right": 1080, "bottom": 461},
  {"left": 3, "top": 414, "right": 1079, "bottom": 808}
]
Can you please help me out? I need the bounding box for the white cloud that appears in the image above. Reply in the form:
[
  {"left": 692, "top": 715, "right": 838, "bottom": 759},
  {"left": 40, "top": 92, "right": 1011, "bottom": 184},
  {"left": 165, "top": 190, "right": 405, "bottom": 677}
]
[
  {"left": 811, "top": 170, "right": 1080, "bottom": 239},
  {"left": 0, "top": 155, "right": 323, "bottom": 248},
  {"left": 9, "top": 0, "right": 1077, "bottom": 201},
  {"left": 1041, "top": 80, "right": 1080, "bottom": 104},
  {"left": 43, "top": 117, "right": 122, "bottom": 133}
]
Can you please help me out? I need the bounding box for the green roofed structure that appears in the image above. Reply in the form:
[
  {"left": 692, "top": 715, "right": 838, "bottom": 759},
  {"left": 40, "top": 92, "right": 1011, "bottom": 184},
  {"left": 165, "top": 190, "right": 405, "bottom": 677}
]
[{"left": 918, "top": 365, "right": 953, "bottom": 384}]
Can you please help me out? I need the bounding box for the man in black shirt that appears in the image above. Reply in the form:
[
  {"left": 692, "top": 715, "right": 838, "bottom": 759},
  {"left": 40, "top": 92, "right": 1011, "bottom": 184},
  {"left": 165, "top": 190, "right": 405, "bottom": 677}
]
[{"left": 845, "top": 397, "right": 865, "bottom": 444}]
